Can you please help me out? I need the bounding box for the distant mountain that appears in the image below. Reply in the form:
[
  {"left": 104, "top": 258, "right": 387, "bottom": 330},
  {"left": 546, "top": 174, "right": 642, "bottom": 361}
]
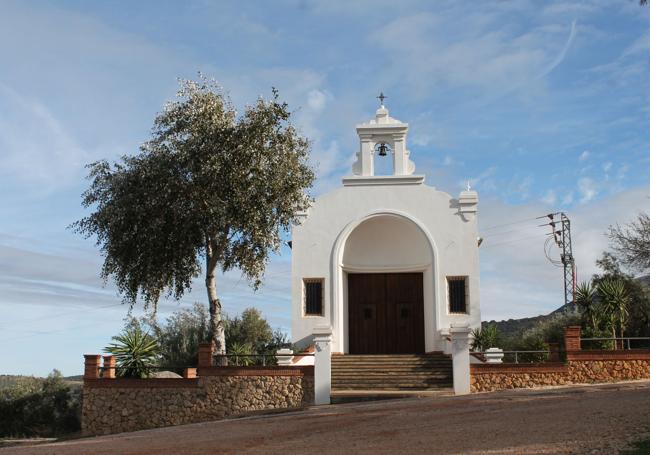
[
  {"left": 482, "top": 304, "right": 575, "bottom": 339},
  {"left": 483, "top": 275, "right": 650, "bottom": 338}
]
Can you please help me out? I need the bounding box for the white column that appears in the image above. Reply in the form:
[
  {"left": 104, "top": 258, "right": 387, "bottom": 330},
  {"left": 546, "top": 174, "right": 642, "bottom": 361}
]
[
  {"left": 392, "top": 136, "right": 406, "bottom": 175},
  {"left": 360, "top": 137, "right": 374, "bottom": 176},
  {"left": 450, "top": 325, "right": 472, "bottom": 395},
  {"left": 313, "top": 325, "right": 333, "bottom": 405}
]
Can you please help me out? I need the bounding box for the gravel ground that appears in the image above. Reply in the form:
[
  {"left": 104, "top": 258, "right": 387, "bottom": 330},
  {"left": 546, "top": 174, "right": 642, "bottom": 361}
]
[{"left": 3, "top": 380, "right": 650, "bottom": 455}]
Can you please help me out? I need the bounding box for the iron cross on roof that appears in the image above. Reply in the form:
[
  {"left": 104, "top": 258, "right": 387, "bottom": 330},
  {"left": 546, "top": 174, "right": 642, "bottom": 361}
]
[{"left": 377, "top": 92, "right": 387, "bottom": 106}]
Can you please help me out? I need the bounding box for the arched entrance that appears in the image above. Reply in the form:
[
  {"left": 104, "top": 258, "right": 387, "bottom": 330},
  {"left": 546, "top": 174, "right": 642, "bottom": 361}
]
[{"left": 339, "top": 214, "right": 434, "bottom": 354}]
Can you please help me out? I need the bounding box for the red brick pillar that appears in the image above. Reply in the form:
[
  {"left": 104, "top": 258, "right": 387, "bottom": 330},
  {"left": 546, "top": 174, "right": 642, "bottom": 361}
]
[
  {"left": 183, "top": 368, "right": 197, "bottom": 379},
  {"left": 548, "top": 342, "right": 560, "bottom": 362},
  {"left": 564, "top": 326, "right": 581, "bottom": 352},
  {"left": 102, "top": 355, "right": 116, "bottom": 378},
  {"left": 84, "top": 355, "right": 102, "bottom": 379},
  {"left": 198, "top": 342, "right": 214, "bottom": 369}
]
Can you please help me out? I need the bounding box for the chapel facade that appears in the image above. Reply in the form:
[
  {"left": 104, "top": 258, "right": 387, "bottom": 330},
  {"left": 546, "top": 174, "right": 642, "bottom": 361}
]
[{"left": 291, "top": 101, "right": 480, "bottom": 355}]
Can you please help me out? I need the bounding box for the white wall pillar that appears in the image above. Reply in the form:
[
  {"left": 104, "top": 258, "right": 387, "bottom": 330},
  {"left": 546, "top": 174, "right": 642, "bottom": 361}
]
[
  {"left": 393, "top": 137, "right": 406, "bottom": 175},
  {"left": 360, "top": 137, "right": 373, "bottom": 176},
  {"left": 450, "top": 325, "right": 472, "bottom": 395},
  {"left": 276, "top": 348, "right": 294, "bottom": 366},
  {"left": 313, "top": 325, "right": 333, "bottom": 405}
]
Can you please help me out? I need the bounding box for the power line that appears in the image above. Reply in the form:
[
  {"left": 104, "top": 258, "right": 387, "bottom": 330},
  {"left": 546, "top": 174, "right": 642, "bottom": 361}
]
[
  {"left": 480, "top": 216, "right": 541, "bottom": 232},
  {"left": 479, "top": 233, "right": 548, "bottom": 249}
]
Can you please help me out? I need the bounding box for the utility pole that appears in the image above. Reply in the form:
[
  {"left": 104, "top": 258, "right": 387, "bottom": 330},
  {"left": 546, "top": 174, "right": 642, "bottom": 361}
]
[{"left": 539, "top": 212, "right": 576, "bottom": 307}]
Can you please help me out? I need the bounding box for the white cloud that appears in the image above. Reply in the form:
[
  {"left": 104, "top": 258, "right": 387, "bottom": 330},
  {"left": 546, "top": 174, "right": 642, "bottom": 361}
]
[
  {"left": 579, "top": 150, "right": 590, "bottom": 161},
  {"left": 622, "top": 33, "right": 650, "bottom": 57},
  {"left": 603, "top": 161, "right": 613, "bottom": 172},
  {"left": 578, "top": 177, "right": 597, "bottom": 203},
  {"left": 307, "top": 89, "right": 328, "bottom": 112},
  {"left": 0, "top": 84, "right": 90, "bottom": 191},
  {"left": 541, "top": 189, "right": 557, "bottom": 206},
  {"left": 562, "top": 192, "right": 574, "bottom": 206}
]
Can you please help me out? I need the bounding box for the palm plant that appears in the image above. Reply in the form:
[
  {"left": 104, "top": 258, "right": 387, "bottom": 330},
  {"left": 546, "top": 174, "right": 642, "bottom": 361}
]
[
  {"left": 105, "top": 325, "right": 159, "bottom": 378},
  {"left": 471, "top": 324, "right": 501, "bottom": 351},
  {"left": 228, "top": 342, "right": 254, "bottom": 366},
  {"left": 575, "top": 281, "right": 600, "bottom": 330},
  {"left": 597, "top": 279, "right": 630, "bottom": 345}
]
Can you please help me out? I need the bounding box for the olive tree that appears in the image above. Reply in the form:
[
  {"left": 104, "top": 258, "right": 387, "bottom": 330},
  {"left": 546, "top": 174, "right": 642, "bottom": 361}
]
[{"left": 72, "top": 77, "right": 314, "bottom": 356}]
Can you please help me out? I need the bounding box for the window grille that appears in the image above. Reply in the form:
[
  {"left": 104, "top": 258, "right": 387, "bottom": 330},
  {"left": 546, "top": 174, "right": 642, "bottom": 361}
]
[
  {"left": 303, "top": 278, "right": 324, "bottom": 316},
  {"left": 447, "top": 276, "right": 468, "bottom": 314}
]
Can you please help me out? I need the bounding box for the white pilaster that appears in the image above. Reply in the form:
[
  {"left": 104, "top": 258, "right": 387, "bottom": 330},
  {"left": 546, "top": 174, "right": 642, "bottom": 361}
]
[
  {"left": 313, "top": 325, "right": 333, "bottom": 405},
  {"left": 450, "top": 325, "right": 472, "bottom": 395}
]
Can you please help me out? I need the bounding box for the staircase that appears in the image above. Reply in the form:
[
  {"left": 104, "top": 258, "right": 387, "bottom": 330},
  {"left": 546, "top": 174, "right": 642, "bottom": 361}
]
[{"left": 331, "top": 353, "right": 453, "bottom": 403}]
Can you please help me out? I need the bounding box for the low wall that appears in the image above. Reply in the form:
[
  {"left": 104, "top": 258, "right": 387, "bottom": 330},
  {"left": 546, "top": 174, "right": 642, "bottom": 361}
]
[
  {"left": 471, "top": 327, "right": 650, "bottom": 392},
  {"left": 82, "top": 366, "right": 314, "bottom": 436}
]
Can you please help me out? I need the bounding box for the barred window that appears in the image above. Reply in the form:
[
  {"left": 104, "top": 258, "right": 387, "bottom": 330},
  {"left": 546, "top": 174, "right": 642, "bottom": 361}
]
[
  {"left": 303, "top": 278, "right": 324, "bottom": 316},
  {"left": 447, "top": 276, "right": 468, "bottom": 314}
]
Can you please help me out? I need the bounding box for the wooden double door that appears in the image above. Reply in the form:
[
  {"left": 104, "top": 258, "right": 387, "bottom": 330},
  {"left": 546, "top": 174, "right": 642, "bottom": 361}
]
[{"left": 347, "top": 272, "right": 425, "bottom": 354}]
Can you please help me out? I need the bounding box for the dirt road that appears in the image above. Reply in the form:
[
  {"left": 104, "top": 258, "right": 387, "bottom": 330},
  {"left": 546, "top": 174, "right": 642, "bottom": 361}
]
[{"left": 4, "top": 381, "right": 650, "bottom": 454}]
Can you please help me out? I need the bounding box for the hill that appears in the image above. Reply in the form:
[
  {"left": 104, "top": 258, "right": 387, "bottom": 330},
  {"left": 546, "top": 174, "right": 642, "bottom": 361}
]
[{"left": 484, "top": 275, "right": 650, "bottom": 338}]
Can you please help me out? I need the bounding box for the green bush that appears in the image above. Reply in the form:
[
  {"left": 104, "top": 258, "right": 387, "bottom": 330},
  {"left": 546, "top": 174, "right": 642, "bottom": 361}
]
[
  {"left": 0, "top": 370, "right": 80, "bottom": 437},
  {"left": 105, "top": 325, "right": 159, "bottom": 378},
  {"left": 471, "top": 324, "right": 501, "bottom": 351}
]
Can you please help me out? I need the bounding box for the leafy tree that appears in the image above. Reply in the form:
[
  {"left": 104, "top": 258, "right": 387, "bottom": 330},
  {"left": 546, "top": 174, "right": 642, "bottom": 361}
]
[
  {"left": 608, "top": 212, "right": 650, "bottom": 273},
  {"left": 224, "top": 307, "right": 274, "bottom": 354},
  {"left": 72, "top": 77, "right": 315, "bottom": 355},
  {"left": 105, "top": 325, "right": 160, "bottom": 378},
  {"left": 149, "top": 302, "right": 210, "bottom": 368},
  {"left": 0, "top": 370, "right": 81, "bottom": 437}
]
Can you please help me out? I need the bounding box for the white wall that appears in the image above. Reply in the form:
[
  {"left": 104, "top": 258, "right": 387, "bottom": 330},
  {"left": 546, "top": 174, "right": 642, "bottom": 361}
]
[{"left": 291, "top": 182, "right": 480, "bottom": 353}]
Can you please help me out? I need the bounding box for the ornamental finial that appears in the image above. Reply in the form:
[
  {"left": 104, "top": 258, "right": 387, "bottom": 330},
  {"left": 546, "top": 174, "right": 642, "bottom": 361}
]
[{"left": 377, "top": 92, "right": 387, "bottom": 107}]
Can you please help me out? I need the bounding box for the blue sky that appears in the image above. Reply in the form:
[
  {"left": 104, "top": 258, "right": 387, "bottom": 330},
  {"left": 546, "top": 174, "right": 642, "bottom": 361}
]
[{"left": 1, "top": 0, "right": 649, "bottom": 376}]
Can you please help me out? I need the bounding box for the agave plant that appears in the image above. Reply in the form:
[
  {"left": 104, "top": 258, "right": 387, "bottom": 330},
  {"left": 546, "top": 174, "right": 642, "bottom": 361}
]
[
  {"left": 471, "top": 324, "right": 501, "bottom": 351},
  {"left": 228, "top": 342, "right": 254, "bottom": 366},
  {"left": 105, "top": 326, "right": 160, "bottom": 378}
]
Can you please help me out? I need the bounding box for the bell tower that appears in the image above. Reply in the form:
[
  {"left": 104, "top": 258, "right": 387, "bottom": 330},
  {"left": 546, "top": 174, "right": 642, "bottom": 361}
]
[{"left": 345, "top": 94, "right": 424, "bottom": 186}]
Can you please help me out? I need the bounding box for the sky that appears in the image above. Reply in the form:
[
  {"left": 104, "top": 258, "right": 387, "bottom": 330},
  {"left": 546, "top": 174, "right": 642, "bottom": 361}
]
[{"left": 1, "top": 0, "right": 649, "bottom": 376}]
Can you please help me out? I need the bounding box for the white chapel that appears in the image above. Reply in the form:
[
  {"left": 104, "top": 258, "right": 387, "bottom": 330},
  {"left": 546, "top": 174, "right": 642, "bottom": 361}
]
[{"left": 291, "top": 100, "right": 481, "bottom": 356}]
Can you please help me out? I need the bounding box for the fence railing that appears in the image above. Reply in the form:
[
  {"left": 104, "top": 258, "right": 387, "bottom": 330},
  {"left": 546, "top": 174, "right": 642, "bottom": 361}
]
[
  {"left": 473, "top": 350, "right": 551, "bottom": 364},
  {"left": 212, "top": 353, "right": 314, "bottom": 367},
  {"left": 581, "top": 337, "right": 650, "bottom": 350}
]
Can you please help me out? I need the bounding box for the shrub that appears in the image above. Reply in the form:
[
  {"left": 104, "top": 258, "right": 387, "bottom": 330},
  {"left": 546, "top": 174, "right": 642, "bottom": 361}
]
[
  {"left": 0, "top": 370, "right": 80, "bottom": 437},
  {"left": 471, "top": 324, "right": 501, "bottom": 351},
  {"left": 104, "top": 325, "right": 159, "bottom": 378}
]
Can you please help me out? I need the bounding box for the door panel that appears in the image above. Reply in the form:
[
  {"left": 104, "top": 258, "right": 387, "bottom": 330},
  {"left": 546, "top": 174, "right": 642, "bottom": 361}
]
[{"left": 348, "top": 273, "right": 424, "bottom": 354}]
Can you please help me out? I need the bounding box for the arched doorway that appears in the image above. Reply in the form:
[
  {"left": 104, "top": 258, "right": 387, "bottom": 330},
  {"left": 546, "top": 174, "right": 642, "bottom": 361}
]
[{"left": 340, "top": 214, "right": 433, "bottom": 354}]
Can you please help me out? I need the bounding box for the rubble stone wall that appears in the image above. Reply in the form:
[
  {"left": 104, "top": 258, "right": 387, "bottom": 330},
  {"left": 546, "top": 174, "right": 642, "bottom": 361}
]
[
  {"left": 82, "top": 368, "right": 313, "bottom": 436},
  {"left": 471, "top": 357, "right": 650, "bottom": 393}
]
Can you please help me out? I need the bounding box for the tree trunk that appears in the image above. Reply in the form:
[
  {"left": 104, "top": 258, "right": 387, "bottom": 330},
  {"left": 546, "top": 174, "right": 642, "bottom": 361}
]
[{"left": 206, "top": 240, "right": 227, "bottom": 365}]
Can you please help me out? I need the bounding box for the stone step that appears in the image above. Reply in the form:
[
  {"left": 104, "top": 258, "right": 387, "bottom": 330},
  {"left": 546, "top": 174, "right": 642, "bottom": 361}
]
[
  {"left": 330, "top": 389, "right": 453, "bottom": 404},
  {"left": 332, "top": 378, "right": 452, "bottom": 384},
  {"left": 332, "top": 385, "right": 452, "bottom": 391},
  {"left": 332, "top": 376, "right": 452, "bottom": 381}
]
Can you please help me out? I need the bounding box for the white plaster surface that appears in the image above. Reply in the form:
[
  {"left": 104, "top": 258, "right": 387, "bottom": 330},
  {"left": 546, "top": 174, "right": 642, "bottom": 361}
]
[{"left": 291, "top": 106, "right": 481, "bottom": 355}]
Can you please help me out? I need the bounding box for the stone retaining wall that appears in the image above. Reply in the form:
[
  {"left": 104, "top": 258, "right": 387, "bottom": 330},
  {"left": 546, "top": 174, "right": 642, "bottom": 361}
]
[
  {"left": 471, "top": 359, "right": 650, "bottom": 392},
  {"left": 82, "top": 367, "right": 314, "bottom": 436},
  {"left": 471, "top": 327, "right": 650, "bottom": 393}
]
